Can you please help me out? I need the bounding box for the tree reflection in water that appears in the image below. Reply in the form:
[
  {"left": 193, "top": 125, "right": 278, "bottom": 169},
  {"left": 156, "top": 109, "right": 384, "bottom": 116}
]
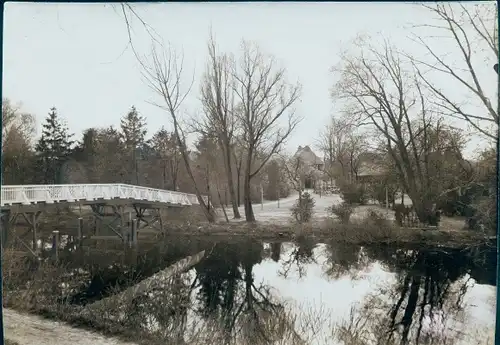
[
  {"left": 278, "top": 235, "right": 317, "bottom": 279},
  {"left": 323, "top": 241, "right": 371, "bottom": 280},
  {"left": 333, "top": 244, "right": 495, "bottom": 345},
  {"left": 56, "top": 237, "right": 494, "bottom": 345},
  {"left": 193, "top": 239, "right": 303, "bottom": 344}
]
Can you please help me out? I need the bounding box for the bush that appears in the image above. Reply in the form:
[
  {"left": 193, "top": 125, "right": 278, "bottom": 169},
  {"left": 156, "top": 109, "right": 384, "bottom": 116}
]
[
  {"left": 363, "top": 209, "right": 392, "bottom": 229},
  {"left": 338, "top": 182, "right": 367, "bottom": 205},
  {"left": 466, "top": 195, "right": 496, "bottom": 234},
  {"left": 370, "top": 184, "right": 396, "bottom": 206},
  {"left": 328, "top": 202, "right": 354, "bottom": 224},
  {"left": 291, "top": 192, "right": 315, "bottom": 223},
  {"left": 264, "top": 181, "right": 291, "bottom": 201}
]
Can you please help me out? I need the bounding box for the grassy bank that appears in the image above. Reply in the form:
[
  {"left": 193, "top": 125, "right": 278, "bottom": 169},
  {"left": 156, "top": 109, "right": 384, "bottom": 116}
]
[{"left": 165, "top": 216, "right": 494, "bottom": 249}]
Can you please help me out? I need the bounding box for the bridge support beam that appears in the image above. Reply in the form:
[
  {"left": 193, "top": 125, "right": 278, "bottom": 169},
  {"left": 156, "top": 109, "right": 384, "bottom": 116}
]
[
  {"left": 90, "top": 204, "right": 125, "bottom": 240},
  {"left": 10, "top": 211, "right": 43, "bottom": 257},
  {"left": 132, "top": 205, "right": 165, "bottom": 235}
]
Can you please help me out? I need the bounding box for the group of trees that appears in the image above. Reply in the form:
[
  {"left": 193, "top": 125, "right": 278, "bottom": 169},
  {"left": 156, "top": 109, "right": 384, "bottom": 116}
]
[
  {"left": 3, "top": 33, "right": 301, "bottom": 225},
  {"left": 322, "top": 3, "right": 497, "bottom": 230},
  {"left": 136, "top": 33, "right": 301, "bottom": 222},
  {"left": 1, "top": 99, "right": 278, "bottom": 213},
  {"left": 4, "top": 4, "right": 496, "bottom": 228}
]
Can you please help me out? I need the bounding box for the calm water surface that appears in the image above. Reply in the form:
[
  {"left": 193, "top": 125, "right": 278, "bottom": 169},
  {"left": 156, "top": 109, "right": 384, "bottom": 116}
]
[{"left": 61, "top": 236, "right": 496, "bottom": 345}]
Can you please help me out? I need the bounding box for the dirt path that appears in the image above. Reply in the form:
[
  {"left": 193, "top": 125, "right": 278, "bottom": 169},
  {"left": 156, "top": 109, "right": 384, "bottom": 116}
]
[{"left": 4, "top": 308, "right": 137, "bottom": 345}]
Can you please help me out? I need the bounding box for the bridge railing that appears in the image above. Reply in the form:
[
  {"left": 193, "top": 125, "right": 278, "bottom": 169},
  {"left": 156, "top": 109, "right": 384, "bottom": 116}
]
[{"left": 1, "top": 184, "right": 208, "bottom": 207}]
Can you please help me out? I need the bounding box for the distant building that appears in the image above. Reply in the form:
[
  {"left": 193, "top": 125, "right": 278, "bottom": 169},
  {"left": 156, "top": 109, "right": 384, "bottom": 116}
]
[
  {"left": 356, "top": 162, "right": 386, "bottom": 184},
  {"left": 293, "top": 145, "right": 324, "bottom": 189}
]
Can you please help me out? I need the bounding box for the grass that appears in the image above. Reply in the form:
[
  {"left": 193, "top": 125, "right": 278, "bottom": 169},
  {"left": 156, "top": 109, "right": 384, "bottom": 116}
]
[
  {"left": 164, "top": 210, "right": 493, "bottom": 249},
  {"left": 5, "top": 340, "right": 20, "bottom": 345}
]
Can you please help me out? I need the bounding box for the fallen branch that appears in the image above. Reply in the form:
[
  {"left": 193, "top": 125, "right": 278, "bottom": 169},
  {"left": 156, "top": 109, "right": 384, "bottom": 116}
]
[{"left": 82, "top": 250, "right": 206, "bottom": 313}]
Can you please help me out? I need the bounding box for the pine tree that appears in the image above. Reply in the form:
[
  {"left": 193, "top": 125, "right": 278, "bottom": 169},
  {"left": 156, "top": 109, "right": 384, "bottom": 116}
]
[
  {"left": 34, "top": 107, "right": 74, "bottom": 184},
  {"left": 120, "top": 106, "right": 147, "bottom": 185},
  {"left": 151, "top": 127, "right": 182, "bottom": 190}
]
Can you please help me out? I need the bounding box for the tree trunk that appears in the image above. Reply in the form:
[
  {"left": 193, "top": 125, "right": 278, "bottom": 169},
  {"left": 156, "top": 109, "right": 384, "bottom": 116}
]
[
  {"left": 243, "top": 174, "right": 255, "bottom": 222},
  {"left": 409, "top": 191, "right": 433, "bottom": 225},
  {"left": 174, "top": 133, "right": 215, "bottom": 223},
  {"left": 222, "top": 141, "right": 241, "bottom": 219},
  {"left": 133, "top": 148, "right": 139, "bottom": 185},
  {"left": 162, "top": 161, "right": 167, "bottom": 189},
  {"left": 236, "top": 166, "right": 242, "bottom": 207},
  {"left": 216, "top": 176, "right": 229, "bottom": 223},
  {"left": 296, "top": 189, "right": 303, "bottom": 223},
  {"left": 83, "top": 251, "right": 206, "bottom": 312}
]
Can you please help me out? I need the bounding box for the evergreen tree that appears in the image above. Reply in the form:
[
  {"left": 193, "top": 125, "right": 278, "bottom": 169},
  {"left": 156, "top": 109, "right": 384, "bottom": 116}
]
[
  {"left": 73, "top": 128, "right": 100, "bottom": 182},
  {"left": 151, "top": 127, "right": 182, "bottom": 190},
  {"left": 95, "top": 126, "right": 127, "bottom": 183},
  {"left": 120, "top": 106, "right": 147, "bottom": 185},
  {"left": 34, "top": 107, "right": 74, "bottom": 184}
]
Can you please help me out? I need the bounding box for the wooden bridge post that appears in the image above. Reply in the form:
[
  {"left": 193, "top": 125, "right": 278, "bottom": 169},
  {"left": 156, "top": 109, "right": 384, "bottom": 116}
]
[
  {"left": 31, "top": 212, "right": 38, "bottom": 252},
  {"left": 52, "top": 230, "right": 59, "bottom": 261},
  {"left": 126, "top": 212, "right": 132, "bottom": 245},
  {"left": 0, "top": 210, "right": 11, "bottom": 248},
  {"left": 77, "top": 217, "right": 83, "bottom": 246},
  {"left": 129, "top": 219, "right": 138, "bottom": 248}
]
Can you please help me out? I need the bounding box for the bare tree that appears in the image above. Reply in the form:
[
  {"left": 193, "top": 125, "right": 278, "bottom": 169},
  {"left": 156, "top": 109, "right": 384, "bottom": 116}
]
[
  {"left": 345, "top": 131, "right": 368, "bottom": 182},
  {"left": 280, "top": 155, "right": 306, "bottom": 195},
  {"left": 232, "top": 41, "right": 302, "bottom": 222},
  {"left": 332, "top": 37, "right": 468, "bottom": 224},
  {"left": 196, "top": 33, "right": 241, "bottom": 219},
  {"left": 317, "top": 115, "right": 366, "bottom": 184},
  {"left": 409, "top": 3, "right": 498, "bottom": 140},
  {"left": 140, "top": 43, "right": 215, "bottom": 222},
  {"left": 2, "top": 98, "right": 35, "bottom": 148},
  {"left": 231, "top": 139, "right": 245, "bottom": 206},
  {"left": 1, "top": 99, "right": 36, "bottom": 184},
  {"left": 279, "top": 154, "right": 309, "bottom": 213},
  {"left": 317, "top": 117, "right": 350, "bottom": 183}
]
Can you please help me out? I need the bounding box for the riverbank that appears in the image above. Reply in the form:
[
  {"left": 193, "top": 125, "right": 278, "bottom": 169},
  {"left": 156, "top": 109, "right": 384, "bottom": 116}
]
[
  {"left": 4, "top": 308, "right": 137, "bottom": 345},
  {"left": 3, "top": 232, "right": 495, "bottom": 345},
  {"left": 164, "top": 218, "right": 495, "bottom": 249}
]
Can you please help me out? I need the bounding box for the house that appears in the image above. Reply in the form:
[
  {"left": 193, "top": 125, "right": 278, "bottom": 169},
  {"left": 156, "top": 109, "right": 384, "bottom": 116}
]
[
  {"left": 354, "top": 152, "right": 387, "bottom": 184},
  {"left": 357, "top": 162, "right": 387, "bottom": 184},
  {"left": 293, "top": 145, "right": 325, "bottom": 189}
]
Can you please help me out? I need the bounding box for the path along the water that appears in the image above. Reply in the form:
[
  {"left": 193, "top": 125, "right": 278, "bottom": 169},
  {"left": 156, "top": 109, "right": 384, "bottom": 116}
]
[{"left": 4, "top": 308, "right": 137, "bottom": 345}]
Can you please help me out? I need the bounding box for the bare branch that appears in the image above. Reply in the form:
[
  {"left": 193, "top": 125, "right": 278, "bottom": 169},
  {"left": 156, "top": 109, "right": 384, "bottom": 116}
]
[
  {"left": 408, "top": 3, "right": 498, "bottom": 139},
  {"left": 232, "top": 41, "right": 302, "bottom": 221},
  {"left": 141, "top": 42, "right": 215, "bottom": 222}
]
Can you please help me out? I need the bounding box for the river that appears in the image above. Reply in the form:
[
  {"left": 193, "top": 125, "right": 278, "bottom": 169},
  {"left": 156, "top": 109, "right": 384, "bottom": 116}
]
[{"left": 15, "top": 236, "right": 497, "bottom": 345}]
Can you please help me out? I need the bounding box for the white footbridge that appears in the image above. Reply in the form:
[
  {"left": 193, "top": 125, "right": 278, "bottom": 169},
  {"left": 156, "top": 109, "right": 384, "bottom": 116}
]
[{"left": 1, "top": 184, "right": 207, "bottom": 207}]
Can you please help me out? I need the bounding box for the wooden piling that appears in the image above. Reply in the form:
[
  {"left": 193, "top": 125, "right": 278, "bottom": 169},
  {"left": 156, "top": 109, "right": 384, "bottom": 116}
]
[
  {"left": 0, "top": 210, "right": 10, "bottom": 248},
  {"left": 52, "top": 230, "right": 60, "bottom": 261},
  {"left": 31, "top": 213, "right": 38, "bottom": 252},
  {"left": 77, "top": 217, "right": 83, "bottom": 243},
  {"left": 130, "top": 219, "right": 138, "bottom": 248}
]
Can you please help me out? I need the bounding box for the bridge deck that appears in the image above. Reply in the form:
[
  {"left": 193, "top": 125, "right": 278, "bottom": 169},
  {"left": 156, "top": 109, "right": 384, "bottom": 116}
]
[{"left": 1, "top": 184, "right": 205, "bottom": 208}]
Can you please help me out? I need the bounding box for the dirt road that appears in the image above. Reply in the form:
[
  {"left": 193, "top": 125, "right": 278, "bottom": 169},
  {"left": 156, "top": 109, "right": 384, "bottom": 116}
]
[{"left": 4, "top": 308, "right": 137, "bottom": 345}]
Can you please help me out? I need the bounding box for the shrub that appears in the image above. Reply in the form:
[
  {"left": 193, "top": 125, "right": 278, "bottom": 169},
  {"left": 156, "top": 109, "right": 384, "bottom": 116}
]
[
  {"left": 338, "top": 182, "right": 367, "bottom": 205},
  {"left": 466, "top": 195, "right": 496, "bottom": 234},
  {"left": 328, "top": 202, "right": 354, "bottom": 224},
  {"left": 370, "top": 183, "right": 396, "bottom": 206},
  {"left": 363, "top": 209, "right": 392, "bottom": 228},
  {"left": 291, "top": 192, "right": 315, "bottom": 223}
]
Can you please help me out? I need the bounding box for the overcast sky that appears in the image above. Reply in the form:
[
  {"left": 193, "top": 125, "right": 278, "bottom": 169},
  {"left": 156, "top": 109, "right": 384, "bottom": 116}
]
[{"left": 3, "top": 2, "right": 496, "bottom": 157}]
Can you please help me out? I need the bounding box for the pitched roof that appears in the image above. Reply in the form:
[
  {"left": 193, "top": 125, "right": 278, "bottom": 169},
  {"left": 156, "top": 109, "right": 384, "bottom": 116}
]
[
  {"left": 294, "top": 145, "right": 323, "bottom": 165},
  {"left": 357, "top": 162, "right": 386, "bottom": 177}
]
